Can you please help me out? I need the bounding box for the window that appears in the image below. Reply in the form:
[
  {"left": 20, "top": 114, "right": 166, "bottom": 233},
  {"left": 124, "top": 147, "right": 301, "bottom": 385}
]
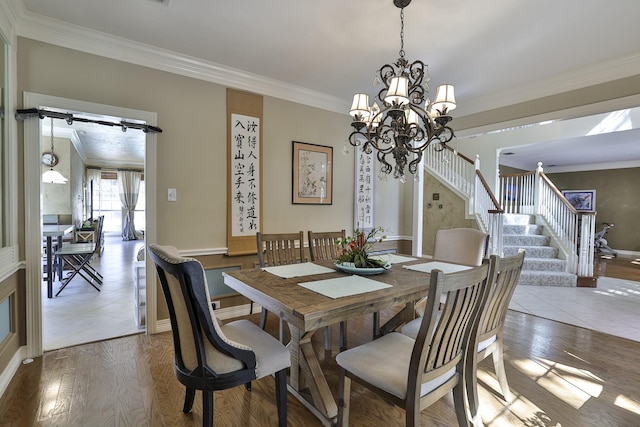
[{"left": 93, "top": 173, "right": 145, "bottom": 234}]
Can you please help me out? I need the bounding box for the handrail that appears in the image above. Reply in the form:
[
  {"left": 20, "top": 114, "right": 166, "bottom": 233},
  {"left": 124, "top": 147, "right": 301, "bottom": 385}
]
[
  {"left": 424, "top": 144, "right": 503, "bottom": 256},
  {"left": 499, "top": 163, "right": 595, "bottom": 276},
  {"left": 539, "top": 172, "right": 578, "bottom": 213}
]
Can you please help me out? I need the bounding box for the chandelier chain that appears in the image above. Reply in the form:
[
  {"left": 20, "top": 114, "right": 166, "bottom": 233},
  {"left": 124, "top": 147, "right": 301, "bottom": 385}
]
[{"left": 399, "top": 8, "right": 405, "bottom": 58}]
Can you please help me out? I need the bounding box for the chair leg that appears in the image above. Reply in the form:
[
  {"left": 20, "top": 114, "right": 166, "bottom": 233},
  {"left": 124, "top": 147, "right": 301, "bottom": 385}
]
[
  {"left": 183, "top": 387, "right": 196, "bottom": 413},
  {"left": 492, "top": 343, "right": 512, "bottom": 403},
  {"left": 323, "top": 326, "right": 332, "bottom": 351},
  {"left": 337, "top": 369, "right": 351, "bottom": 427},
  {"left": 202, "top": 390, "right": 214, "bottom": 427},
  {"left": 260, "top": 308, "right": 268, "bottom": 330},
  {"left": 275, "top": 369, "right": 288, "bottom": 427},
  {"left": 339, "top": 321, "right": 347, "bottom": 351},
  {"left": 453, "top": 380, "right": 472, "bottom": 427}
]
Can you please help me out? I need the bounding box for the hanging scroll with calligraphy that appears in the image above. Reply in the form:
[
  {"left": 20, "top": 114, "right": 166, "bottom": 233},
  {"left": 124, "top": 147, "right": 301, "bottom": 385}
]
[
  {"left": 354, "top": 145, "right": 375, "bottom": 230},
  {"left": 227, "top": 89, "right": 263, "bottom": 256}
]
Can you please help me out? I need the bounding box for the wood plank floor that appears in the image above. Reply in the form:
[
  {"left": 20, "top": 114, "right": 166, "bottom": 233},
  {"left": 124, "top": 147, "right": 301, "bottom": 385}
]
[{"left": 1, "top": 257, "right": 639, "bottom": 426}]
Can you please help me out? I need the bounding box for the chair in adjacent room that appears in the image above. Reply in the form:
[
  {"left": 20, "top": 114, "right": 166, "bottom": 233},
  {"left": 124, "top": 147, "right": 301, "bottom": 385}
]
[
  {"left": 414, "top": 227, "right": 489, "bottom": 316},
  {"left": 335, "top": 261, "right": 495, "bottom": 427},
  {"left": 308, "top": 230, "right": 346, "bottom": 351},
  {"left": 256, "top": 231, "right": 305, "bottom": 338},
  {"left": 147, "top": 244, "right": 290, "bottom": 427},
  {"left": 54, "top": 215, "right": 105, "bottom": 296}
]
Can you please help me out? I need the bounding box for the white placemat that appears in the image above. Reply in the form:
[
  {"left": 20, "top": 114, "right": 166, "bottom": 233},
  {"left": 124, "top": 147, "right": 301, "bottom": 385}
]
[
  {"left": 261, "top": 262, "right": 335, "bottom": 279},
  {"left": 298, "top": 275, "right": 392, "bottom": 299},
  {"left": 371, "top": 254, "right": 417, "bottom": 264},
  {"left": 402, "top": 261, "right": 473, "bottom": 274}
]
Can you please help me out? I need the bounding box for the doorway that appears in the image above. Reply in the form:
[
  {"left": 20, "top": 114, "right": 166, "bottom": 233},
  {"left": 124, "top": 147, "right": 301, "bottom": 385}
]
[{"left": 24, "top": 93, "right": 158, "bottom": 358}]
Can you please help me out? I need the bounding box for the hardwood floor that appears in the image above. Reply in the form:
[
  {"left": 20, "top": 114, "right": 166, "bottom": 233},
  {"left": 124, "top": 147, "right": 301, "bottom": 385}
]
[{"left": 1, "top": 257, "right": 639, "bottom": 426}]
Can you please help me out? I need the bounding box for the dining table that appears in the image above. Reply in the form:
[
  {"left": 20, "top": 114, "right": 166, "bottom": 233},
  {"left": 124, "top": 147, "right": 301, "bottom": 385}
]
[
  {"left": 223, "top": 254, "right": 472, "bottom": 425},
  {"left": 43, "top": 224, "right": 74, "bottom": 298}
]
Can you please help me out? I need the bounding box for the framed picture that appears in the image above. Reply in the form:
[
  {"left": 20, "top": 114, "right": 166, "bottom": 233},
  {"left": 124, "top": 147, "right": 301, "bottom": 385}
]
[
  {"left": 562, "top": 189, "right": 596, "bottom": 212},
  {"left": 292, "top": 141, "right": 333, "bottom": 205}
]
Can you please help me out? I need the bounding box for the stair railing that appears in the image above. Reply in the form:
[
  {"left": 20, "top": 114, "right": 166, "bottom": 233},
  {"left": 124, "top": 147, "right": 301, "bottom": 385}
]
[
  {"left": 424, "top": 144, "right": 503, "bottom": 256},
  {"left": 499, "top": 162, "right": 595, "bottom": 276}
]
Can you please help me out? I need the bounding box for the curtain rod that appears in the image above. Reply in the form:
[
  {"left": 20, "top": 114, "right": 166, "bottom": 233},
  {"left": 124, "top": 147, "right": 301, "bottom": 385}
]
[{"left": 15, "top": 108, "right": 163, "bottom": 134}]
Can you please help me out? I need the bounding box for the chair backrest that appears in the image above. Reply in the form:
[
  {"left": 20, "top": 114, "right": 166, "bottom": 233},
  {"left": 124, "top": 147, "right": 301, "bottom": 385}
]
[
  {"left": 433, "top": 227, "right": 489, "bottom": 266},
  {"left": 307, "top": 230, "right": 345, "bottom": 262},
  {"left": 409, "top": 260, "right": 495, "bottom": 399},
  {"left": 476, "top": 251, "right": 525, "bottom": 346},
  {"left": 93, "top": 215, "right": 105, "bottom": 252},
  {"left": 256, "top": 231, "right": 305, "bottom": 267},
  {"left": 147, "top": 244, "right": 257, "bottom": 386}
]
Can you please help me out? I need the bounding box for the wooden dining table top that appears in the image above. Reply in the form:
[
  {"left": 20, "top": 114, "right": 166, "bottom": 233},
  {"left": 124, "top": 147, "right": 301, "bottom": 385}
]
[{"left": 223, "top": 257, "right": 435, "bottom": 333}]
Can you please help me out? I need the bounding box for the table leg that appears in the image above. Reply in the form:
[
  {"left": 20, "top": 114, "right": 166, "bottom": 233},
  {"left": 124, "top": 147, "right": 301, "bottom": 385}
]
[
  {"left": 56, "top": 235, "right": 63, "bottom": 280},
  {"left": 378, "top": 302, "right": 415, "bottom": 335},
  {"left": 46, "top": 237, "right": 53, "bottom": 299},
  {"left": 287, "top": 325, "right": 338, "bottom": 423}
]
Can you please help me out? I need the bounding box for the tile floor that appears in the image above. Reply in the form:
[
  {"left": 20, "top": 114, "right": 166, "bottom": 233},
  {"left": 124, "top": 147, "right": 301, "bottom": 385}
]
[
  {"left": 509, "top": 276, "right": 640, "bottom": 342},
  {"left": 43, "top": 234, "right": 145, "bottom": 351}
]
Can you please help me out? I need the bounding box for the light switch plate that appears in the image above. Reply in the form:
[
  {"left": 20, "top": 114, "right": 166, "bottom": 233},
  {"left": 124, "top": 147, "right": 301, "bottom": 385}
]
[{"left": 168, "top": 188, "right": 177, "bottom": 202}]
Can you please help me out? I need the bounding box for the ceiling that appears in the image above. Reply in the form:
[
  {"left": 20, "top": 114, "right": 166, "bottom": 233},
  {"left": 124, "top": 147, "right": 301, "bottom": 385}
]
[{"left": 19, "top": 0, "right": 640, "bottom": 171}]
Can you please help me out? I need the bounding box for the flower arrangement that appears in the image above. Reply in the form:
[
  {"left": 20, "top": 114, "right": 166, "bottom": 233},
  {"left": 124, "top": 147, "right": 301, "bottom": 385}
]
[{"left": 335, "top": 226, "right": 389, "bottom": 269}]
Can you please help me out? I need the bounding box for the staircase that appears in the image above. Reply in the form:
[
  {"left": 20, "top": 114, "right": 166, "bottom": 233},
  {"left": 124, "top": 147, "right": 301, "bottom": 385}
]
[{"left": 502, "top": 214, "right": 577, "bottom": 287}]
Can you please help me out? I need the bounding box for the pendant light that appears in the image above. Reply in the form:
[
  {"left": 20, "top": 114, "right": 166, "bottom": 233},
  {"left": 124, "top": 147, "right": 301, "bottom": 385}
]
[{"left": 42, "top": 118, "right": 68, "bottom": 184}]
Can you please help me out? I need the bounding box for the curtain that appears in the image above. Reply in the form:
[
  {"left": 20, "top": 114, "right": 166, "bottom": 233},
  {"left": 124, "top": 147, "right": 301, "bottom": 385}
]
[{"left": 117, "top": 170, "right": 142, "bottom": 241}]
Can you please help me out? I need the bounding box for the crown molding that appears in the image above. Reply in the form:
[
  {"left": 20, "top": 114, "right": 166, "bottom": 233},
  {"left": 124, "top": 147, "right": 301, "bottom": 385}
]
[
  {"left": 10, "top": 0, "right": 640, "bottom": 118},
  {"left": 13, "top": 4, "right": 349, "bottom": 115}
]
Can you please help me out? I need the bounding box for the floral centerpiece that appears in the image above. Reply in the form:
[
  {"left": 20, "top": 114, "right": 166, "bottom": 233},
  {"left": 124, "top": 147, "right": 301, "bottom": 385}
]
[{"left": 335, "top": 226, "right": 390, "bottom": 269}]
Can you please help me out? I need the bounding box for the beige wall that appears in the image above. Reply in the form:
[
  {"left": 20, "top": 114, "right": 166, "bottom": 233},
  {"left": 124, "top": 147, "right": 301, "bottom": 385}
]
[
  {"left": 18, "top": 38, "right": 411, "bottom": 252},
  {"left": 547, "top": 168, "right": 640, "bottom": 252},
  {"left": 16, "top": 37, "right": 412, "bottom": 328},
  {"left": 422, "top": 174, "right": 478, "bottom": 255}
]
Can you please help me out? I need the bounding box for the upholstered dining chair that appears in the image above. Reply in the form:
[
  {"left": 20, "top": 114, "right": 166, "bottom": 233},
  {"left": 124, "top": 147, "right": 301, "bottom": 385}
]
[
  {"left": 336, "top": 261, "right": 495, "bottom": 427},
  {"left": 308, "top": 230, "right": 346, "bottom": 351},
  {"left": 256, "top": 231, "right": 305, "bottom": 339},
  {"left": 147, "top": 244, "right": 290, "bottom": 427},
  {"left": 414, "top": 227, "right": 489, "bottom": 316},
  {"left": 433, "top": 227, "right": 490, "bottom": 266}
]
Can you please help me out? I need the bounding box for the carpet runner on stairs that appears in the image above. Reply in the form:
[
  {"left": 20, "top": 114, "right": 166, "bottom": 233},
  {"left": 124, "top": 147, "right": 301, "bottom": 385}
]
[{"left": 503, "top": 214, "right": 577, "bottom": 287}]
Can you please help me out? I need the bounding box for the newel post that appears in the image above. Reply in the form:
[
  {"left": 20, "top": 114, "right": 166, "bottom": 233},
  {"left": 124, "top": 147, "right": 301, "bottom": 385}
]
[{"left": 534, "top": 162, "right": 543, "bottom": 215}]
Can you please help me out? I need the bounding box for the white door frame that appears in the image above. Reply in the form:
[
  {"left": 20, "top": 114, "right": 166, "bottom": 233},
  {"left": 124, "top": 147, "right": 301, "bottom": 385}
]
[{"left": 23, "top": 92, "right": 158, "bottom": 358}]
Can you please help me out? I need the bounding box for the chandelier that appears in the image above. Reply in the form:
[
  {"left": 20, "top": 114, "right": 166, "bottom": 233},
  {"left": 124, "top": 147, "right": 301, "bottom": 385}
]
[{"left": 348, "top": 0, "right": 456, "bottom": 181}]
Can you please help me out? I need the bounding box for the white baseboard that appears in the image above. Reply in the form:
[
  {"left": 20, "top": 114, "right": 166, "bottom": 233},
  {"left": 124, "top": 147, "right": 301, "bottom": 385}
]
[{"left": 0, "top": 346, "right": 27, "bottom": 399}]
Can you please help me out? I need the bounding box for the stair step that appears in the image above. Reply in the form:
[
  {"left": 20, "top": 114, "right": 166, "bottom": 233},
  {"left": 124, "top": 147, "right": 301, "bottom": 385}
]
[
  {"left": 523, "top": 257, "right": 567, "bottom": 272},
  {"left": 518, "top": 271, "right": 577, "bottom": 287},
  {"left": 503, "top": 224, "right": 543, "bottom": 235},
  {"left": 504, "top": 245, "right": 558, "bottom": 258},
  {"left": 503, "top": 214, "right": 535, "bottom": 225},
  {"left": 504, "top": 234, "right": 549, "bottom": 246}
]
